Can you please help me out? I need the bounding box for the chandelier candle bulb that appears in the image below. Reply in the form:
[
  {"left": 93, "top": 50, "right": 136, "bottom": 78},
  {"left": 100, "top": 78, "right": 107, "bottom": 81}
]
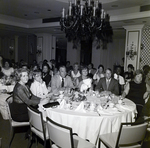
[
  {"left": 62, "top": 8, "right": 65, "bottom": 18},
  {"left": 88, "top": 0, "right": 90, "bottom": 6},
  {"left": 93, "top": 6, "right": 96, "bottom": 16},
  {"left": 101, "top": 9, "right": 104, "bottom": 19},
  {"left": 80, "top": 5, "right": 83, "bottom": 15},
  {"left": 69, "top": 6, "right": 72, "bottom": 16},
  {"left": 96, "top": 0, "right": 98, "bottom": 8},
  {"left": 74, "top": 0, "right": 76, "bottom": 6},
  {"left": 103, "top": 11, "right": 106, "bottom": 19}
]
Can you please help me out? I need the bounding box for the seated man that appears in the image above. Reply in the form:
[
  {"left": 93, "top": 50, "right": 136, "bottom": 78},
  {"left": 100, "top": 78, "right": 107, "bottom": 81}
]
[
  {"left": 95, "top": 68, "right": 119, "bottom": 95},
  {"left": 30, "top": 70, "right": 49, "bottom": 99},
  {"left": 51, "top": 65, "right": 74, "bottom": 93}
]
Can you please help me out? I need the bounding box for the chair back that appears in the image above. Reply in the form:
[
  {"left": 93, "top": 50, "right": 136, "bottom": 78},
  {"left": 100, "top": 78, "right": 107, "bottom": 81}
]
[
  {"left": 27, "top": 106, "right": 46, "bottom": 140},
  {"left": 116, "top": 122, "right": 148, "bottom": 147},
  {"left": 6, "top": 95, "right": 13, "bottom": 121},
  {"left": 46, "top": 117, "right": 74, "bottom": 148}
]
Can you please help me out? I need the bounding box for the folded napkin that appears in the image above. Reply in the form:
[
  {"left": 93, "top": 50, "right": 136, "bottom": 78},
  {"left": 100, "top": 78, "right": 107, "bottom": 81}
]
[
  {"left": 75, "top": 101, "right": 86, "bottom": 113},
  {"left": 80, "top": 83, "right": 88, "bottom": 92},
  {"left": 58, "top": 99, "right": 67, "bottom": 109},
  {"left": 115, "top": 104, "right": 133, "bottom": 112},
  {"left": 97, "top": 105, "right": 120, "bottom": 115}
]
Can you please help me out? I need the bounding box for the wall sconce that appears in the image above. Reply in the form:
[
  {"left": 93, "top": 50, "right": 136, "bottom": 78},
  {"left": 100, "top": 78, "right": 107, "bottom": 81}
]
[
  {"left": 126, "top": 42, "right": 137, "bottom": 60},
  {"left": 9, "top": 46, "right": 14, "bottom": 55},
  {"left": 36, "top": 45, "right": 42, "bottom": 56}
]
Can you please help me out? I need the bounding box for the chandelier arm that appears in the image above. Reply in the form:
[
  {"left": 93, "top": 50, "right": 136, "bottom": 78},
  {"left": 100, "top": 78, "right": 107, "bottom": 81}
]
[
  {"left": 97, "top": 19, "right": 103, "bottom": 30},
  {"left": 60, "top": 18, "right": 79, "bottom": 30}
]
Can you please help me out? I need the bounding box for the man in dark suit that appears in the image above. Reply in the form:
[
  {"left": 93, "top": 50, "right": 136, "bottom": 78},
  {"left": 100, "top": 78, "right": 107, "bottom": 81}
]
[
  {"left": 95, "top": 68, "right": 119, "bottom": 95},
  {"left": 51, "top": 65, "right": 74, "bottom": 93}
]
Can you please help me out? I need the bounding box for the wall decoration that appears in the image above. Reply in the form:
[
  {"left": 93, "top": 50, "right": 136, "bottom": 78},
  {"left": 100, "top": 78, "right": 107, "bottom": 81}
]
[
  {"left": 140, "top": 25, "right": 150, "bottom": 69},
  {"left": 37, "top": 37, "right": 43, "bottom": 56}
]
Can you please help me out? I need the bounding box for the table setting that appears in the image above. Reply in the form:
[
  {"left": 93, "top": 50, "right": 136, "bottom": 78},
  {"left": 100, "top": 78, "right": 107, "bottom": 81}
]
[
  {"left": 38, "top": 89, "right": 137, "bottom": 146},
  {"left": 39, "top": 89, "right": 136, "bottom": 116},
  {"left": 0, "top": 76, "right": 15, "bottom": 119}
]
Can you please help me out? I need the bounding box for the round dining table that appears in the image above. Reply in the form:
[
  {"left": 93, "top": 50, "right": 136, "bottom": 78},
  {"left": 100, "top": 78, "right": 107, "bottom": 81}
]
[
  {"left": 0, "top": 84, "right": 14, "bottom": 120},
  {"left": 39, "top": 93, "right": 137, "bottom": 148}
]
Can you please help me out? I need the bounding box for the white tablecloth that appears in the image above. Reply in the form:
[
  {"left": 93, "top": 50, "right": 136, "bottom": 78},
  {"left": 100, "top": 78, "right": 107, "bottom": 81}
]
[
  {"left": 43, "top": 99, "right": 136, "bottom": 146},
  {"left": 0, "top": 84, "right": 14, "bottom": 120},
  {"left": 0, "top": 93, "right": 11, "bottom": 120}
]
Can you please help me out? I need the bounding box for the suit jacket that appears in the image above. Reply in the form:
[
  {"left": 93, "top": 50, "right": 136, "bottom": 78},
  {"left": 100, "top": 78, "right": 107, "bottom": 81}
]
[
  {"left": 51, "top": 74, "right": 74, "bottom": 93},
  {"left": 95, "top": 77, "right": 119, "bottom": 95}
]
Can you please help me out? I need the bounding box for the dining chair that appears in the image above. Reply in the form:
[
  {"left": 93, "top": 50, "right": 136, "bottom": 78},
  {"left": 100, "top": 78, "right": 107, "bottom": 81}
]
[
  {"left": 46, "top": 117, "right": 96, "bottom": 148},
  {"left": 6, "top": 95, "right": 29, "bottom": 148},
  {"left": 27, "top": 106, "right": 49, "bottom": 148},
  {"left": 98, "top": 122, "right": 148, "bottom": 148}
]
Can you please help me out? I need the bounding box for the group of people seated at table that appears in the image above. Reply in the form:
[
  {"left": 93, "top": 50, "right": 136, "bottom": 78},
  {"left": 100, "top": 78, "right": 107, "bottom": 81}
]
[{"left": 0, "top": 55, "right": 150, "bottom": 123}]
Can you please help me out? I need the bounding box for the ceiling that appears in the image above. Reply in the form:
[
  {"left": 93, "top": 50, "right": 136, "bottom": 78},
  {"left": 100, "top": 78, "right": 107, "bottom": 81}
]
[{"left": 0, "top": 0, "right": 150, "bottom": 41}]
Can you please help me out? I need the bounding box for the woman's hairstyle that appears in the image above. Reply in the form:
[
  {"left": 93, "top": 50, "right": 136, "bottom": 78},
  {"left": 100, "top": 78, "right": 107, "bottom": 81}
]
[
  {"left": 128, "top": 64, "right": 134, "bottom": 69},
  {"left": 80, "top": 66, "right": 88, "bottom": 73},
  {"left": 133, "top": 69, "right": 143, "bottom": 78},
  {"left": 143, "top": 65, "right": 150, "bottom": 76},
  {"left": 42, "top": 63, "right": 50, "bottom": 72},
  {"left": 15, "top": 68, "right": 29, "bottom": 81},
  {"left": 3, "top": 59, "right": 12, "bottom": 67},
  {"left": 98, "top": 64, "right": 104, "bottom": 71}
]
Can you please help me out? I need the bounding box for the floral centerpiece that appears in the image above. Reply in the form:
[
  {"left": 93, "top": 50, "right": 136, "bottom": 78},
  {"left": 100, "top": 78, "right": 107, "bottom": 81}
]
[{"left": 0, "top": 75, "right": 15, "bottom": 85}]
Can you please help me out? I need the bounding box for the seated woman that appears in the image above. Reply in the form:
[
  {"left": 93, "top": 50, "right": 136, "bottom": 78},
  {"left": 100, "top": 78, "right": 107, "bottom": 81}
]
[
  {"left": 93, "top": 64, "right": 105, "bottom": 85},
  {"left": 30, "top": 70, "right": 49, "bottom": 99},
  {"left": 42, "top": 63, "right": 51, "bottom": 87},
  {"left": 124, "top": 64, "right": 134, "bottom": 82},
  {"left": 122, "top": 69, "right": 150, "bottom": 119},
  {"left": 143, "top": 65, "right": 150, "bottom": 87},
  {"left": 1, "top": 59, "right": 14, "bottom": 77},
  {"left": 10, "top": 68, "right": 41, "bottom": 122},
  {"left": 76, "top": 66, "right": 93, "bottom": 92},
  {"left": 70, "top": 62, "right": 81, "bottom": 86}
]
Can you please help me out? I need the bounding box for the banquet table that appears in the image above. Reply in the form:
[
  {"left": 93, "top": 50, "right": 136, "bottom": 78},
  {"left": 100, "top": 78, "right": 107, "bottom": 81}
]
[
  {"left": 0, "top": 84, "right": 14, "bottom": 120},
  {"left": 39, "top": 93, "right": 137, "bottom": 147}
]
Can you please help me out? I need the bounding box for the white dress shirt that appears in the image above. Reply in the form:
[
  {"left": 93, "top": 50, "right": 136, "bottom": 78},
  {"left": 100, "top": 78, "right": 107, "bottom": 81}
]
[{"left": 30, "top": 80, "right": 48, "bottom": 99}]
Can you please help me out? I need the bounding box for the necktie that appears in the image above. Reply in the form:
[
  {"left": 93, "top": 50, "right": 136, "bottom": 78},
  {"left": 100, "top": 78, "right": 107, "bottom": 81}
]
[
  {"left": 106, "top": 80, "right": 110, "bottom": 89},
  {"left": 61, "top": 78, "right": 64, "bottom": 87}
]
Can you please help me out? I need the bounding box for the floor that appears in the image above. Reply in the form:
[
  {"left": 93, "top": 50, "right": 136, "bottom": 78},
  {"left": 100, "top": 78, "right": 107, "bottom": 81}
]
[
  {"left": 0, "top": 113, "right": 150, "bottom": 148},
  {"left": 0, "top": 113, "right": 46, "bottom": 148}
]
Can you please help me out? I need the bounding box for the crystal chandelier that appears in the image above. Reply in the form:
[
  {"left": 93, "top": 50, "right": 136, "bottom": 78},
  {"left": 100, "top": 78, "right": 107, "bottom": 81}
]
[{"left": 60, "top": 0, "right": 113, "bottom": 49}]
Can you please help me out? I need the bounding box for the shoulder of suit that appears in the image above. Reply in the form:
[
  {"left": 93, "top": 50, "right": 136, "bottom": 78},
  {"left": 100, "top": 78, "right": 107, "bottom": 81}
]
[{"left": 112, "top": 78, "right": 118, "bottom": 82}]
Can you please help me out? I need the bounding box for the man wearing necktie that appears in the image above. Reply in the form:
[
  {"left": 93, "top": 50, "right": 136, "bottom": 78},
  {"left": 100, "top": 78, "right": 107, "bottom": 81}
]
[
  {"left": 61, "top": 77, "right": 64, "bottom": 88},
  {"left": 51, "top": 65, "right": 74, "bottom": 93},
  {"left": 95, "top": 68, "right": 119, "bottom": 95}
]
